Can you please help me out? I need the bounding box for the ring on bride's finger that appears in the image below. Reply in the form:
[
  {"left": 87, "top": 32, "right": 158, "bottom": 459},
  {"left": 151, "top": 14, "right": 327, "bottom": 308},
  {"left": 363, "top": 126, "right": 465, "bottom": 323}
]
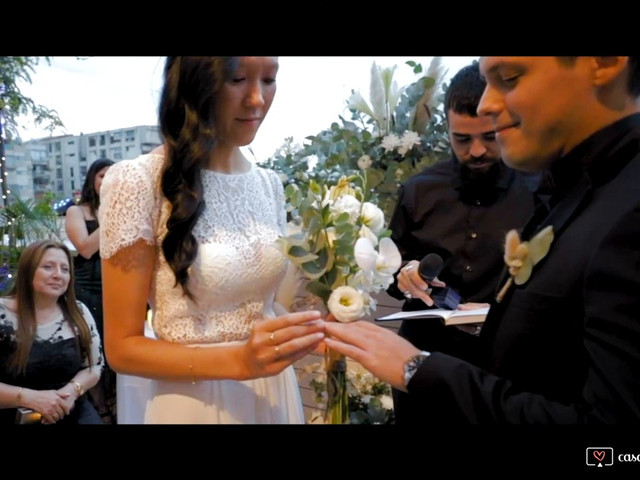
[
  {"left": 274, "top": 345, "right": 280, "bottom": 356},
  {"left": 269, "top": 332, "right": 276, "bottom": 344},
  {"left": 403, "top": 291, "right": 413, "bottom": 300},
  {"left": 403, "top": 264, "right": 413, "bottom": 272}
]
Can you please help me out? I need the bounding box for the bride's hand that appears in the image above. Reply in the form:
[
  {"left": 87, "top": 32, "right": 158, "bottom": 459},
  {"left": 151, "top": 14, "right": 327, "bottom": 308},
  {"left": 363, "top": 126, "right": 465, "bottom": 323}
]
[{"left": 243, "top": 310, "right": 325, "bottom": 378}]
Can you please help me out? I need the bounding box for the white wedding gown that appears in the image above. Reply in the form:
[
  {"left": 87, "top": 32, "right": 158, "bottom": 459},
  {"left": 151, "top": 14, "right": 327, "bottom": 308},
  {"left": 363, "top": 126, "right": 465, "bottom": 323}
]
[{"left": 100, "top": 152, "right": 304, "bottom": 424}]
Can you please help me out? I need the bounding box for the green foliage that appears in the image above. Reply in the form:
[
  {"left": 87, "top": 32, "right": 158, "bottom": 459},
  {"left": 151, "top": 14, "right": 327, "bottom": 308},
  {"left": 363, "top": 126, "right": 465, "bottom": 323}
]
[
  {"left": 0, "top": 56, "right": 65, "bottom": 140},
  {"left": 306, "top": 362, "right": 395, "bottom": 424},
  {"left": 259, "top": 58, "right": 451, "bottom": 223},
  {"left": 0, "top": 194, "right": 64, "bottom": 294}
]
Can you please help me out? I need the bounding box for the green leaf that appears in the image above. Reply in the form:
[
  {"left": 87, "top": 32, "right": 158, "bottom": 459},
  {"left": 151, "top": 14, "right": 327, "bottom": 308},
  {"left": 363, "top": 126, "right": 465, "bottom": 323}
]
[{"left": 305, "top": 280, "right": 332, "bottom": 304}]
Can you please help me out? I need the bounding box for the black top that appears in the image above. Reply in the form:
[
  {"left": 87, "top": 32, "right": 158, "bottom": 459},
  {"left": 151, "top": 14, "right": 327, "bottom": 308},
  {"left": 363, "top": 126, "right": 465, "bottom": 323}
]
[
  {"left": 0, "top": 301, "right": 103, "bottom": 424},
  {"left": 73, "top": 219, "right": 101, "bottom": 291},
  {"left": 388, "top": 158, "right": 536, "bottom": 307}
]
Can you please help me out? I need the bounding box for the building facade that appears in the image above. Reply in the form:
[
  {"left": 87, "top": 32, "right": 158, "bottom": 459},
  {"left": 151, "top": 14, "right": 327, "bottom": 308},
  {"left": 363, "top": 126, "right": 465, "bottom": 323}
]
[{"left": 4, "top": 125, "right": 161, "bottom": 203}]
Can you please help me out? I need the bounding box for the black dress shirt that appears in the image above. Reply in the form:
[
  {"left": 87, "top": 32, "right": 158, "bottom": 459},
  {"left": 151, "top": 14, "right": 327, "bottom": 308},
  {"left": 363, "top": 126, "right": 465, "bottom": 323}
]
[{"left": 388, "top": 157, "right": 536, "bottom": 308}]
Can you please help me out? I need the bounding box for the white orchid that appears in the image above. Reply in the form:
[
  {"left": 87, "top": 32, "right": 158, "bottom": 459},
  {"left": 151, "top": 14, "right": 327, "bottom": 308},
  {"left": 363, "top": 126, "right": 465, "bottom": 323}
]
[
  {"left": 360, "top": 202, "right": 385, "bottom": 234},
  {"left": 357, "top": 224, "right": 379, "bottom": 246},
  {"left": 354, "top": 236, "right": 402, "bottom": 282}
]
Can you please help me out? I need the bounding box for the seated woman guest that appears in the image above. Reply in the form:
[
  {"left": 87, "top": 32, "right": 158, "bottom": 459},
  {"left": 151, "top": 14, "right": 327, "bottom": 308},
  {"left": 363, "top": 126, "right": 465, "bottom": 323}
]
[{"left": 0, "top": 240, "right": 104, "bottom": 424}]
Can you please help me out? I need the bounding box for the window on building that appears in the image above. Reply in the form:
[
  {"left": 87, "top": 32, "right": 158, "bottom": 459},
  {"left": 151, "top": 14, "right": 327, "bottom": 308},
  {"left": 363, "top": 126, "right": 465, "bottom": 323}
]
[
  {"left": 70, "top": 166, "right": 74, "bottom": 178},
  {"left": 125, "top": 129, "right": 136, "bottom": 142},
  {"left": 99, "top": 135, "right": 106, "bottom": 146},
  {"left": 89, "top": 137, "right": 96, "bottom": 147}
]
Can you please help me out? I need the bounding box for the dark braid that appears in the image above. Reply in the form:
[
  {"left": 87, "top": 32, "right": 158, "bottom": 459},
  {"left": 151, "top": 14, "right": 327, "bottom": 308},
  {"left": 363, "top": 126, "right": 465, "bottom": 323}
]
[{"left": 158, "top": 56, "right": 236, "bottom": 300}]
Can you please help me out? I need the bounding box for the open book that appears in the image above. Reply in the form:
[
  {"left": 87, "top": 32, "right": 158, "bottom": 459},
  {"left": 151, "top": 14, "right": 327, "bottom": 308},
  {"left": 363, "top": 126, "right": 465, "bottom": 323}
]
[{"left": 375, "top": 307, "right": 489, "bottom": 326}]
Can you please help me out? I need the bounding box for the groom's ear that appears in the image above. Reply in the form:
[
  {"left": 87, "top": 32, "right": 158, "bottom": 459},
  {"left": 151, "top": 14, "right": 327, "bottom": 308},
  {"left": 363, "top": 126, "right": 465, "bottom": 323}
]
[{"left": 591, "top": 57, "right": 630, "bottom": 89}]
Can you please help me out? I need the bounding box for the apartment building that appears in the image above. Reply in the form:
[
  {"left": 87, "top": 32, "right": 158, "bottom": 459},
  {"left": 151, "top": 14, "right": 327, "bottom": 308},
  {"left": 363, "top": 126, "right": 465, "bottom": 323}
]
[{"left": 4, "top": 125, "right": 161, "bottom": 203}]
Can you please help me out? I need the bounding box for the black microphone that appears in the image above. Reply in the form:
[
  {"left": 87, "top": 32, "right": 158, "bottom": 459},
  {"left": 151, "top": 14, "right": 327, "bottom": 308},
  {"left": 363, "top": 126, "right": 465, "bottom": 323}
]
[{"left": 417, "top": 253, "right": 461, "bottom": 310}]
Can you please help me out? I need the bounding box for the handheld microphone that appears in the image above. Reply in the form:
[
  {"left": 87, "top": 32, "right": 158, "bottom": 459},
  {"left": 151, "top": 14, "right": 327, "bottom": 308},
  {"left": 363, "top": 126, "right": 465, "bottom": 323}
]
[{"left": 417, "top": 253, "right": 461, "bottom": 310}]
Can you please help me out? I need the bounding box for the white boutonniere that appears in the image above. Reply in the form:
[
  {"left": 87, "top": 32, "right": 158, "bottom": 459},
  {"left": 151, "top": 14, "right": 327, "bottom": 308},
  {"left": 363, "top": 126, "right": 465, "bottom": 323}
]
[{"left": 496, "top": 225, "right": 554, "bottom": 303}]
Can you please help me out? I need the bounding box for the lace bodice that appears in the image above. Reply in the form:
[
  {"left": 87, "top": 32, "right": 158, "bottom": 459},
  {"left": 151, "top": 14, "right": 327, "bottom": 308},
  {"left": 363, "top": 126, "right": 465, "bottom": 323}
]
[{"left": 100, "top": 153, "right": 288, "bottom": 344}]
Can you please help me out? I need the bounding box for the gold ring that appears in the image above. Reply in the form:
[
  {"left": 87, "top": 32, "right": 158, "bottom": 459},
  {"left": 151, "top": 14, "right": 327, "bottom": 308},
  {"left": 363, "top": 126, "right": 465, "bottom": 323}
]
[
  {"left": 274, "top": 345, "right": 280, "bottom": 355},
  {"left": 269, "top": 332, "right": 276, "bottom": 344}
]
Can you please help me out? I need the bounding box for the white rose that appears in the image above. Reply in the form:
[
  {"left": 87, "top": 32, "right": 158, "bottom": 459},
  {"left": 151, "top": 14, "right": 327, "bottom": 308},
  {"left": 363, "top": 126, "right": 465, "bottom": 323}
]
[
  {"left": 329, "top": 194, "right": 361, "bottom": 222},
  {"left": 357, "top": 154, "right": 372, "bottom": 170},
  {"left": 327, "top": 286, "right": 365, "bottom": 323}
]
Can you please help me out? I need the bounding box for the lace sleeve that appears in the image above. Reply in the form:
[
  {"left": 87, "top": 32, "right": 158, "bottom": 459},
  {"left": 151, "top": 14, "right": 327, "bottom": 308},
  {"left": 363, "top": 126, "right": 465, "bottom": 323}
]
[
  {"left": 99, "top": 157, "right": 159, "bottom": 259},
  {"left": 266, "top": 169, "right": 287, "bottom": 235},
  {"left": 78, "top": 302, "right": 104, "bottom": 375}
]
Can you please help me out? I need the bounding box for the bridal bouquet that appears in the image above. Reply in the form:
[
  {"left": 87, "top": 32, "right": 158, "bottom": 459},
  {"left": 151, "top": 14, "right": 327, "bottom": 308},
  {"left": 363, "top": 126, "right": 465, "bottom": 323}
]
[{"left": 278, "top": 172, "right": 401, "bottom": 423}]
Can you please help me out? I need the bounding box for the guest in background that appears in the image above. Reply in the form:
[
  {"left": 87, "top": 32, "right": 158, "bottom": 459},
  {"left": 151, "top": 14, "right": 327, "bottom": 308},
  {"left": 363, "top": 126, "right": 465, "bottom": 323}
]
[
  {"left": 65, "top": 158, "right": 115, "bottom": 423},
  {"left": 0, "top": 240, "right": 103, "bottom": 424},
  {"left": 324, "top": 56, "right": 640, "bottom": 424},
  {"left": 99, "top": 56, "right": 324, "bottom": 424}
]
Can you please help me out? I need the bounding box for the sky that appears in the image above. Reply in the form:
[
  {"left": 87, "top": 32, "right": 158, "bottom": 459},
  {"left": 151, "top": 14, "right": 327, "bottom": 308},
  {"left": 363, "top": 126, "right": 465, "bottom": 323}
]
[{"left": 16, "top": 56, "right": 478, "bottom": 162}]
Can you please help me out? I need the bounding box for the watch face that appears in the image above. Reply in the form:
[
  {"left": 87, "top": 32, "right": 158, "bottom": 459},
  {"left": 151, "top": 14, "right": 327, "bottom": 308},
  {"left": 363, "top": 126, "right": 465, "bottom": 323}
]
[{"left": 403, "top": 352, "right": 430, "bottom": 389}]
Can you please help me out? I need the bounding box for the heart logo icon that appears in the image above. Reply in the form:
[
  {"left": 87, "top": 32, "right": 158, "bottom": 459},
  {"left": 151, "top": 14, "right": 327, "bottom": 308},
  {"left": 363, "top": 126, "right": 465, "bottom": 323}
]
[{"left": 593, "top": 451, "right": 605, "bottom": 462}]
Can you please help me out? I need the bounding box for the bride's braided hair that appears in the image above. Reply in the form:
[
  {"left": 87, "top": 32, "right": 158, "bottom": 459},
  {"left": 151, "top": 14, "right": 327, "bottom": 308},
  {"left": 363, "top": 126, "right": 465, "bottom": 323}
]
[{"left": 158, "top": 56, "right": 237, "bottom": 300}]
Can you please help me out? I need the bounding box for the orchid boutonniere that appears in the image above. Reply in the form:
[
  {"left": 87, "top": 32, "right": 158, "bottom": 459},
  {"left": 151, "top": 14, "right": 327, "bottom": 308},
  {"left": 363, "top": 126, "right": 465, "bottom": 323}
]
[{"left": 496, "top": 225, "right": 555, "bottom": 303}]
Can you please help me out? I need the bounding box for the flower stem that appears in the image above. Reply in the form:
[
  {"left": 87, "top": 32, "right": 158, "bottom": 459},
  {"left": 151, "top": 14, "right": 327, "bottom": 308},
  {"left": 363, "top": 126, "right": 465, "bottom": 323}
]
[{"left": 325, "top": 348, "right": 349, "bottom": 424}]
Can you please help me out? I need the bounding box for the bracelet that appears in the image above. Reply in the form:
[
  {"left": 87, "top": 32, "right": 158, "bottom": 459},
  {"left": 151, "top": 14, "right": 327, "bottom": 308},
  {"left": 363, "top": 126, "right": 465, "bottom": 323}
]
[
  {"left": 16, "top": 387, "right": 24, "bottom": 406},
  {"left": 69, "top": 380, "right": 84, "bottom": 397},
  {"left": 189, "top": 347, "right": 199, "bottom": 385}
]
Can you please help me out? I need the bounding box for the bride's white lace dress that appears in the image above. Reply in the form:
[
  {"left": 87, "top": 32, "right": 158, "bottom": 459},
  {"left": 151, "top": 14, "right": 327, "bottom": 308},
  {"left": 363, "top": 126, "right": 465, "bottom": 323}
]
[{"left": 100, "top": 152, "right": 304, "bottom": 424}]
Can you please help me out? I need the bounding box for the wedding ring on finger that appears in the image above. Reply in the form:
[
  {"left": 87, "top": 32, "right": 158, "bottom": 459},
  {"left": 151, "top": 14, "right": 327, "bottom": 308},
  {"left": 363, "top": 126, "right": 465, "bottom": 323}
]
[
  {"left": 403, "top": 264, "right": 414, "bottom": 272},
  {"left": 274, "top": 345, "right": 280, "bottom": 357},
  {"left": 269, "top": 332, "right": 276, "bottom": 344},
  {"left": 404, "top": 291, "right": 413, "bottom": 300}
]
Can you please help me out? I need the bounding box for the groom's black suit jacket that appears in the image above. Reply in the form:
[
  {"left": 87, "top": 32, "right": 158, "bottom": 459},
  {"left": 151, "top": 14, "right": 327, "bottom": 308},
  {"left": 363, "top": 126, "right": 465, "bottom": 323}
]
[{"left": 396, "top": 113, "right": 640, "bottom": 424}]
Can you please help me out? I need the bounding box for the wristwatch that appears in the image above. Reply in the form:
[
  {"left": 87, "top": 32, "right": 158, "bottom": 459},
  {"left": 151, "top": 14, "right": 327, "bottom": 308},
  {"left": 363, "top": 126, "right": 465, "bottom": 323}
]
[{"left": 403, "top": 351, "right": 431, "bottom": 390}]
